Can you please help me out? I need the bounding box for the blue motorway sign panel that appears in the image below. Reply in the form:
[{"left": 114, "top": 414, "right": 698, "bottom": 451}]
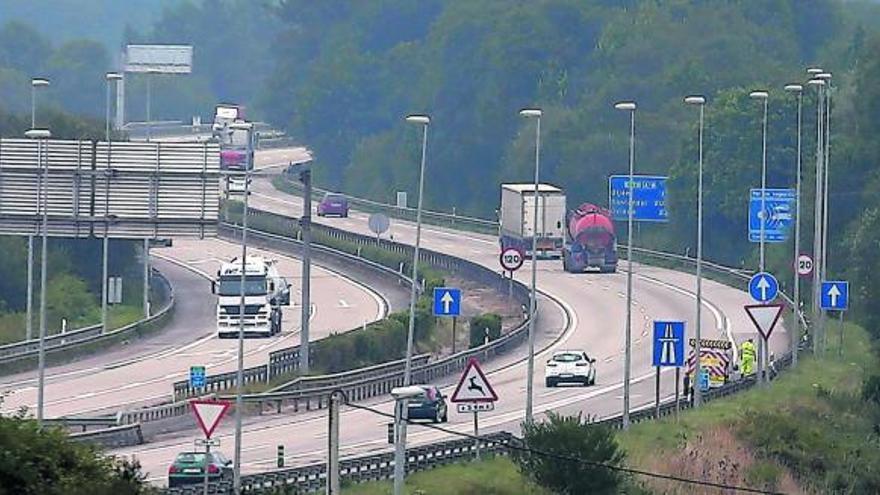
[
  {"left": 749, "top": 188, "right": 795, "bottom": 243},
  {"left": 652, "top": 321, "right": 686, "bottom": 367},
  {"left": 609, "top": 175, "right": 668, "bottom": 222},
  {"left": 433, "top": 287, "right": 461, "bottom": 317},
  {"left": 190, "top": 365, "right": 206, "bottom": 388},
  {"left": 748, "top": 272, "right": 779, "bottom": 303},
  {"left": 820, "top": 281, "right": 849, "bottom": 311}
]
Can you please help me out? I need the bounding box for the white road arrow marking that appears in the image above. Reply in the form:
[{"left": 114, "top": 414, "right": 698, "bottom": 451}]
[
  {"left": 827, "top": 284, "right": 841, "bottom": 307},
  {"left": 441, "top": 291, "right": 454, "bottom": 313}
]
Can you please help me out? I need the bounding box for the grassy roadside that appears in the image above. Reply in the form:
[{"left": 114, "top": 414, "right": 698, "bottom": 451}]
[
  {"left": 620, "top": 321, "right": 880, "bottom": 494},
  {"left": 0, "top": 304, "right": 144, "bottom": 346},
  {"left": 341, "top": 457, "right": 548, "bottom": 495}
]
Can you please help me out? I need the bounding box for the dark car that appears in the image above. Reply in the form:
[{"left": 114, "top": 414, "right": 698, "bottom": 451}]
[
  {"left": 168, "top": 451, "right": 233, "bottom": 487},
  {"left": 317, "top": 192, "right": 349, "bottom": 217},
  {"left": 406, "top": 385, "right": 448, "bottom": 423}
]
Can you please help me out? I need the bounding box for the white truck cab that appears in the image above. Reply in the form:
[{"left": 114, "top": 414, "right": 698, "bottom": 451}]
[{"left": 213, "top": 256, "right": 290, "bottom": 338}]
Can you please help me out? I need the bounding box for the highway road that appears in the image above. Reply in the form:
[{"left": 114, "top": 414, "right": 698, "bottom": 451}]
[{"left": 114, "top": 152, "right": 791, "bottom": 485}]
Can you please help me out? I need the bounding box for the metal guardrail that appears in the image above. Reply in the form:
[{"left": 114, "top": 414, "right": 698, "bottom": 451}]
[
  {"left": 43, "top": 416, "right": 120, "bottom": 432},
  {"left": 0, "top": 271, "right": 175, "bottom": 369},
  {"left": 69, "top": 423, "right": 144, "bottom": 448},
  {"left": 164, "top": 431, "right": 516, "bottom": 494}
]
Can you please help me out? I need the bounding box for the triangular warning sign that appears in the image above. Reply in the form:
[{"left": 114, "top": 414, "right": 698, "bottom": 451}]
[
  {"left": 191, "top": 400, "right": 231, "bottom": 439},
  {"left": 744, "top": 303, "right": 785, "bottom": 340},
  {"left": 450, "top": 358, "right": 498, "bottom": 403}
]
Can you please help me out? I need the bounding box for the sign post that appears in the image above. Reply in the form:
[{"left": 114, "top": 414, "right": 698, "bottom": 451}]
[
  {"left": 433, "top": 287, "right": 462, "bottom": 353},
  {"left": 450, "top": 358, "right": 498, "bottom": 460},
  {"left": 652, "top": 321, "right": 685, "bottom": 420},
  {"left": 820, "top": 281, "right": 849, "bottom": 356},
  {"left": 190, "top": 400, "right": 231, "bottom": 495}
]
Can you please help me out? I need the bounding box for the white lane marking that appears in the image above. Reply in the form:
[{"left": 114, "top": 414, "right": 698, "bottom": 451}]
[{"left": 337, "top": 299, "right": 350, "bottom": 309}]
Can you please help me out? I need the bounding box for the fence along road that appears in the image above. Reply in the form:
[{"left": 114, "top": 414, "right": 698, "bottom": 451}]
[
  {"left": 0, "top": 232, "right": 385, "bottom": 420},
  {"left": 114, "top": 156, "right": 789, "bottom": 486}
]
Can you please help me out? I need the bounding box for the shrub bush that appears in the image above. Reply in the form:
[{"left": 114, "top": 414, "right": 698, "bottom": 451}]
[{"left": 469, "top": 313, "right": 502, "bottom": 348}]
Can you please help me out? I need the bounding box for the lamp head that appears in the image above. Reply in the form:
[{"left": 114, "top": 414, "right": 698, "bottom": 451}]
[
  {"left": 31, "top": 78, "right": 50, "bottom": 87},
  {"left": 613, "top": 101, "right": 636, "bottom": 111},
  {"left": 405, "top": 115, "right": 430, "bottom": 125},
  {"left": 106, "top": 72, "right": 123, "bottom": 81},
  {"left": 391, "top": 386, "right": 426, "bottom": 400},
  {"left": 806, "top": 67, "right": 824, "bottom": 75},
  {"left": 519, "top": 108, "right": 542, "bottom": 118},
  {"left": 25, "top": 129, "right": 51, "bottom": 139},
  {"left": 749, "top": 90, "right": 769, "bottom": 100},
  {"left": 684, "top": 95, "right": 706, "bottom": 105},
  {"left": 806, "top": 79, "right": 826, "bottom": 88},
  {"left": 229, "top": 121, "right": 253, "bottom": 131},
  {"left": 784, "top": 84, "right": 803, "bottom": 93}
]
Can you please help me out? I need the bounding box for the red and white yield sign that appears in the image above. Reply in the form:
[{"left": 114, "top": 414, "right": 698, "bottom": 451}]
[
  {"left": 451, "top": 358, "right": 498, "bottom": 403},
  {"left": 191, "top": 399, "right": 231, "bottom": 439}
]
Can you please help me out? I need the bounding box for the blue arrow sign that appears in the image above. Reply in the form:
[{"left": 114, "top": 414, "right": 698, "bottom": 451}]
[
  {"left": 820, "top": 281, "right": 848, "bottom": 311},
  {"left": 433, "top": 287, "right": 461, "bottom": 317},
  {"left": 748, "top": 272, "right": 779, "bottom": 303},
  {"left": 190, "top": 366, "right": 206, "bottom": 388},
  {"left": 609, "top": 175, "right": 668, "bottom": 222},
  {"left": 749, "top": 188, "right": 795, "bottom": 243},
  {"left": 652, "top": 321, "right": 685, "bottom": 368}
]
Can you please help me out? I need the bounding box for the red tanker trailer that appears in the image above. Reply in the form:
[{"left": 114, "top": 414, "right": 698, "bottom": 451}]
[{"left": 562, "top": 203, "right": 618, "bottom": 273}]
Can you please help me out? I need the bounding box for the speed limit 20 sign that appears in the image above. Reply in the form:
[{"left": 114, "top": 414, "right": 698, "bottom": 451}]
[
  {"left": 500, "top": 247, "right": 525, "bottom": 272},
  {"left": 797, "top": 254, "right": 814, "bottom": 277}
]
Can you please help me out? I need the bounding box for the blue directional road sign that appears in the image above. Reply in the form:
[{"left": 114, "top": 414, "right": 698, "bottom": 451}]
[
  {"left": 749, "top": 188, "right": 795, "bottom": 243},
  {"left": 820, "top": 281, "right": 849, "bottom": 311},
  {"left": 609, "top": 175, "right": 669, "bottom": 222},
  {"left": 433, "top": 287, "right": 462, "bottom": 317},
  {"left": 748, "top": 272, "right": 779, "bottom": 303},
  {"left": 190, "top": 365, "right": 206, "bottom": 388},
  {"left": 652, "top": 321, "right": 686, "bottom": 367}
]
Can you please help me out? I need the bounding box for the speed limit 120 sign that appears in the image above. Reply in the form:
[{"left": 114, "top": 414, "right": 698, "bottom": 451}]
[
  {"left": 500, "top": 247, "right": 525, "bottom": 272},
  {"left": 797, "top": 254, "right": 814, "bottom": 277}
]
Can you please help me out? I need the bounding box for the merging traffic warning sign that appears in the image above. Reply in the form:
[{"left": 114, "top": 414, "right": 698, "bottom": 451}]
[
  {"left": 450, "top": 358, "right": 498, "bottom": 403},
  {"left": 191, "top": 399, "right": 231, "bottom": 439},
  {"left": 744, "top": 303, "right": 785, "bottom": 340}
]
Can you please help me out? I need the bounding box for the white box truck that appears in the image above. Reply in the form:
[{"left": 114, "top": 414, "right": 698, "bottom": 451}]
[{"left": 499, "top": 184, "right": 566, "bottom": 258}]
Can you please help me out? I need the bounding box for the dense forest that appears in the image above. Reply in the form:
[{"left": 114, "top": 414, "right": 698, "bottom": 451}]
[{"left": 1, "top": 0, "right": 879, "bottom": 331}]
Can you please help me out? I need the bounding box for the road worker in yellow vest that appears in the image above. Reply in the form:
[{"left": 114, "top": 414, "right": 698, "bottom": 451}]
[{"left": 740, "top": 338, "right": 757, "bottom": 376}]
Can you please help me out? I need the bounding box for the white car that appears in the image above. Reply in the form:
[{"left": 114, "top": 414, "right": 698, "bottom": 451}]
[{"left": 545, "top": 350, "right": 596, "bottom": 387}]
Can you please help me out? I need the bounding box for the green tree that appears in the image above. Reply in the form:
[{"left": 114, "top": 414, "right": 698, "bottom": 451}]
[{"left": 513, "top": 412, "right": 627, "bottom": 495}]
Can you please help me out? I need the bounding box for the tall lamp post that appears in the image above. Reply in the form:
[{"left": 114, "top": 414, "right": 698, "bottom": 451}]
[
  {"left": 614, "top": 101, "right": 636, "bottom": 429},
  {"left": 816, "top": 71, "right": 833, "bottom": 352},
  {"left": 784, "top": 83, "right": 803, "bottom": 366},
  {"left": 807, "top": 75, "right": 825, "bottom": 354},
  {"left": 102, "top": 73, "right": 123, "bottom": 333},
  {"left": 749, "top": 90, "right": 769, "bottom": 384},
  {"left": 27, "top": 78, "right": 49, "bottom": 342},
  {"left": 26, "top": 128, "right": 51, "bottom": 427},
  {"left": 684, "top": 95, "right": 706, "bottom": 406},
  {"left": 519, "top": 108, "right": 541, "bottom": 423},
  {"left": 229, "top": 121, "right": 254, "bottom": 495}
]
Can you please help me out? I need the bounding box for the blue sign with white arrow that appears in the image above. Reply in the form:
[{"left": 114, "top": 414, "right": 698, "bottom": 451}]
[
  {"left": 433, "top": 287, "right": 461, "bottom": 317},
  {"left": 748, "top": 272, "right": 779, "bottom": 303},
  {"left": 820, "top": 281, "right": 849, "bottom": 311},
  {"left": 609, "top": 175, "right": 669, "bottom": 222},
  {"left": 749, "top": 188, "right": 796, "bottom": 243},
  {"left": 652, "top": 321, "right": 685, "bottom": 368}
]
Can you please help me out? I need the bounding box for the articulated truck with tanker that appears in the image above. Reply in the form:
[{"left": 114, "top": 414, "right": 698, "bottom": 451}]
[
  {"left": 561, "top": 203, "right": 618, "bottom": 273},
  {"left": 499, "top": 184, "right": 566, "bottom": 257},
  {"left": 213, "top": 256, "right": 291, "bottom": 338}
]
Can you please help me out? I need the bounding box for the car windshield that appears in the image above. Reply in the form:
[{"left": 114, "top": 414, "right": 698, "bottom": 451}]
[
  {"left": 175, "top": 453, "right": 206, "bottom": 464},
  {"left": 218, "top": 275, "right": 266, "bottom": 296},
  {"left": 553, "top": 353, "right": 583, "bottom": 363}
]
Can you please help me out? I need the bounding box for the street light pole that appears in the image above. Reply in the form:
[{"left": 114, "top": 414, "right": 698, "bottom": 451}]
[
  {"left": 684, "top": 95, "right": 705, "bottom": 406},
  {"left": 26, "top": 128, "right": 52, "bottom": 427},
  {"left": 807, "top": 77, "right": 825, "bottom": 354},
  {"left": 27, "top": 78, "right": 49, "bottom": 342},
  {"left": 784, "top": 84, "right": 803, "bottom": 367},
  {"left": 749, "top": 90, "right": 769, "bottom": 384},
  {"left": 102, "top": 73, "right": 122, "bottom": 333},
  {"left": 519, "top": 108, "right": 542, "bottom": 423},
  {"left": 402, "top": 114, "right": 430, "bottom": 387},
  {"left": 614, "top": 101, "right": 636, "bottom": 429},
  {"left": 230, "top": 121, "right": 254, "bottom": 495},
  {"left": 817, "top": 72, "right": 833, "bottom": 351}
]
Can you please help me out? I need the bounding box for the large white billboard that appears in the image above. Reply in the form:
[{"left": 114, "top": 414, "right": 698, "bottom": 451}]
[{"left": 125, "top": 44, "right": 193, "bottom": 74}]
